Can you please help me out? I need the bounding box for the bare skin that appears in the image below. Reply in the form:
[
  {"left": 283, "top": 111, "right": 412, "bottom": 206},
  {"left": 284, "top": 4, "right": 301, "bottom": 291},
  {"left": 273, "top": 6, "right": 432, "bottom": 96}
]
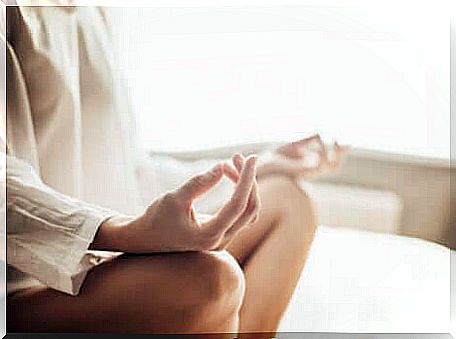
[
  {"left": 227, "top": 179, "right": 317, "bottom": 334},
  {"left": 7, "top": 176, "right": 312, "bottom": 335},
  {"left": 7, "top": 251, "right": 245, "bottom": 334},
  {"left": 7, "top": 135, "right": 347, "bottom": 335}
]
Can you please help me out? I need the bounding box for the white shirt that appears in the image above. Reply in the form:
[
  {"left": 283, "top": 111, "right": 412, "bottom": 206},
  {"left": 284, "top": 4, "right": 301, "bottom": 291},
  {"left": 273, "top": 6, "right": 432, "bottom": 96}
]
[
  {"left": 5, "top": 6, "right": 238, "bottom": 296},
  {"left": 5, "top": 6, "right": 145, "bottom": 295}
]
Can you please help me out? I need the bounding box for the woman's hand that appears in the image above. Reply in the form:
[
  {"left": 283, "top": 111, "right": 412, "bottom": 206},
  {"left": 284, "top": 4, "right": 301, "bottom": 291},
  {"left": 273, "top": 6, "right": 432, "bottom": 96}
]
[
  {"left": 93, "top": 154, "right": 260, "bottom": 253},
  {"left": 256, "top": 134, "right": 349, "bottom": 180}
]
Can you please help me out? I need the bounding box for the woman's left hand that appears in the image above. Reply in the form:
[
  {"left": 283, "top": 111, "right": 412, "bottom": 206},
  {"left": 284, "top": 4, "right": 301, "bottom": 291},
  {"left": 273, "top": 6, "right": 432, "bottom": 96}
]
[{"left": 256, "top": 134, "right": 349, "bottom": 180}]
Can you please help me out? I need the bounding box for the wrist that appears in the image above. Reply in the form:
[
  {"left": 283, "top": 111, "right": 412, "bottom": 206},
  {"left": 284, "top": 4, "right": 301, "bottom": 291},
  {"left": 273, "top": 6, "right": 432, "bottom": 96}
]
[{"left": 91, "top": 215, "right": 134, "bottom": 251}]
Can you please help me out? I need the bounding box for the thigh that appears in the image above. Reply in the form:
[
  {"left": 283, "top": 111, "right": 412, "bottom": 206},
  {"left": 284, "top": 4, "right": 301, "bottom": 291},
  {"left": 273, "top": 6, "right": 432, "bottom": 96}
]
[{"left": 7, "top": 251, "right": 238, "bottom": 333}]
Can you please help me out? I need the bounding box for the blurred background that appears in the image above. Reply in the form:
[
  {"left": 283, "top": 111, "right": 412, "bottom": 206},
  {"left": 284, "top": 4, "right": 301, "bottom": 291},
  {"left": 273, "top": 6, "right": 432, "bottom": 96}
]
[
  {"left": 0, "top": 0, "right": 452, "bottom": 334},
  {"left": 104, "top": 2, "right": 454, "bottom": 332},
  {"left": 107, "top": 0, "right": 453, "bottom": 249}
]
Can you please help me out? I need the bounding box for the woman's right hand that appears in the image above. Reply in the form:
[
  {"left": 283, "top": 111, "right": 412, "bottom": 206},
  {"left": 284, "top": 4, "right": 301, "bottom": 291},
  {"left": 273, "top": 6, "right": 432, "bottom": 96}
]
[{"left": 94, "top": 154, "right": 260, "bottom": 253}]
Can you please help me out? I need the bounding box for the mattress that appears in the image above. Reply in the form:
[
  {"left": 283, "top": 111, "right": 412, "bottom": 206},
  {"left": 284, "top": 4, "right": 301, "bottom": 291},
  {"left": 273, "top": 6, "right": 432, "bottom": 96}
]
[
  {"left": 278, "top": 225, "right": 450, "bottom": 333},
  {"left": 139, "top": 155, "right": 451, "bottom": 333}
]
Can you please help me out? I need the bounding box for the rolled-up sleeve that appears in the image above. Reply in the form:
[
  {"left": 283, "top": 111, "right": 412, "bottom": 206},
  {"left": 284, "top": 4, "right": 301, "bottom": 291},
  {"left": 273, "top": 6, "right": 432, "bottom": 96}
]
[{"left": 7, "top": 155, "right": 119, "bottom": 295}]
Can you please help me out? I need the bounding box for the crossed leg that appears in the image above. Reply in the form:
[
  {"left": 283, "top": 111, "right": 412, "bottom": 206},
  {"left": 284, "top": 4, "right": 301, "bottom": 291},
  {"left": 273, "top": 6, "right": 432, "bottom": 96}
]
[
  {"left": 7, "top": 250, "right": 245, "bottom": 334},
  {"left": 227, "top": 175, "right": 318, "bottom": 334},
  {"left": 7, "top": 175, "right": 317, "bottom": 335}
]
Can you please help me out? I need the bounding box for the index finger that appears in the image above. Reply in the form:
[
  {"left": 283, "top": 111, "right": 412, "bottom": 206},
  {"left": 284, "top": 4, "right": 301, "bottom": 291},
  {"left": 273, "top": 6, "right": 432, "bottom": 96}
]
[
  {"left": 205, "top": 155, "right": 257, "bottom": 233},
  {"left": 175, "top": 163, "right": 224, "bottom": 203}
]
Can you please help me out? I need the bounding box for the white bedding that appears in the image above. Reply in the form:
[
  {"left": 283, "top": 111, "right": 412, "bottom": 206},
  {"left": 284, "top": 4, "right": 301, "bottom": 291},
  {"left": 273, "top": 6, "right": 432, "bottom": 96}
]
[
  {"left": 141, "top": 155, "right": 451, "bottom": 333},
  {"left": 278, "top": 225, "right": 450, "bottom": 333}
]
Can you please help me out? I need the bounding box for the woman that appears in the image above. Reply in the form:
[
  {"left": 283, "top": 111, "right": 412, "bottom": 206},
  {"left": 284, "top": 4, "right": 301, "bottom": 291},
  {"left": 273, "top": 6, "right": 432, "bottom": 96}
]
[{"left": 5, "top": 5, "right": 347, "bottom": 335}]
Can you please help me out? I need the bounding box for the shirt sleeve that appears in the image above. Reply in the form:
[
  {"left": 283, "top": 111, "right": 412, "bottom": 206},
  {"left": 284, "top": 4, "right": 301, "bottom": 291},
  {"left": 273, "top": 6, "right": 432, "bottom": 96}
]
[{"left": 7, "top": 155, "right": 120, "bottom": 295}]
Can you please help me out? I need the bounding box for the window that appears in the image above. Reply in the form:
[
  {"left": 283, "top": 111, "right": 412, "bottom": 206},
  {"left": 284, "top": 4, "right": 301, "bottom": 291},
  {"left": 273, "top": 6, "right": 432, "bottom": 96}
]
[{"left": 109, "top": 0, "right": 450, "bottom": 159}]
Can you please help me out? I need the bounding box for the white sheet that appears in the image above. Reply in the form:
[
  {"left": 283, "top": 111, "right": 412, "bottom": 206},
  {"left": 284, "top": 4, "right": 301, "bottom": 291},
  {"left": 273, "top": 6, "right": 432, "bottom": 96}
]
[
  {"left": 278, "top": 226, "right": 450, "bottom": 333},
  {"left": 141, "top": 155, "right": 451, "bottom": 333}
]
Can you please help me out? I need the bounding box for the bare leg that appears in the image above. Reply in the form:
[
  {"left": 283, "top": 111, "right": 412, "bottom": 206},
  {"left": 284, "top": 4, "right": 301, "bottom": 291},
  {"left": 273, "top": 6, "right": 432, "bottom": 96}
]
[
  {"left": 7, "top": 250, "right": 245, "bottom": 334},
  {"left": 7, "top": 176, "right": 316, "bottom": 335},
  {"left": 227, "top": 175, "right": 318, "bottom": 334}
]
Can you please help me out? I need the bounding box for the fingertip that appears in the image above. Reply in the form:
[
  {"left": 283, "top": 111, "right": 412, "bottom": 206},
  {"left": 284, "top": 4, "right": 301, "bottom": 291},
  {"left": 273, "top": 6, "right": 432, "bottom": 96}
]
[
  {"left": 234, "top": 153, "right": 244, "bottom": 162},
  {"left": 233, "top": 153, "right": 244, "bottom": 171},
  {"left": 247, "top": 155, "right": 258, "bottom": 167},
  {"left": 211, "top": 163, "right": 223, "bottom": 176},
  {"left": 233, "top": 153, "right": 242, "bottom": 161}
]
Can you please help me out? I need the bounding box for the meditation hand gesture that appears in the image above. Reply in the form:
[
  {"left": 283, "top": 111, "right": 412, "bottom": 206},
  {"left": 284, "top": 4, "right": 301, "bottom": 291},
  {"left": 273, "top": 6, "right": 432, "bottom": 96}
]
[
  {"left": 257, "top": 134, "right": 349, "bottom": 180},
  {"left": 94, "top": 154, "right": 260, "bottom": 253}
]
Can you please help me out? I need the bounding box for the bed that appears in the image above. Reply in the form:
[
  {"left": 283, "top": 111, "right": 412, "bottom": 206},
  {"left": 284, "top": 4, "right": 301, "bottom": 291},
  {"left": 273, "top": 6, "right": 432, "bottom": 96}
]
[
  {"left": 140, "top": 155, "right": 452, "bottom": 334},
  {"left": 278, "top": 225, "right": 450, "bottom": 333}
]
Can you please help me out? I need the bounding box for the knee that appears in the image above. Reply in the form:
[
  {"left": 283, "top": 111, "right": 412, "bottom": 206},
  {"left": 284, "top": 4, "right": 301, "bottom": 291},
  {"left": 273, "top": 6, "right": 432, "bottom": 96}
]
[
  {"left": 261, "top": 175, "right": 315, "bottom": 210},
  {"left": 123, "top": 251, "right": 244, "bottom": 333},
  {"left": 192, "top": 250, "right": 245, "bottom": 307},
  {"left": 184, "top": 251, "right": 245, "bottom": 327},
  {"left": 259, "top": 175, "right": 318, "bottom": 232}
]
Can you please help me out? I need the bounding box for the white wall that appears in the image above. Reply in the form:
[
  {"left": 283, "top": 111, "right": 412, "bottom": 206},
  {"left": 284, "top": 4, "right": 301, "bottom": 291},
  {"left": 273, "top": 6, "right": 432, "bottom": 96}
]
[
  {"left": 108, "top": 2, "right": 450, "bottom": 159},
  {"left": 106, "top": 2, "right": 453, "bottom": 247}
]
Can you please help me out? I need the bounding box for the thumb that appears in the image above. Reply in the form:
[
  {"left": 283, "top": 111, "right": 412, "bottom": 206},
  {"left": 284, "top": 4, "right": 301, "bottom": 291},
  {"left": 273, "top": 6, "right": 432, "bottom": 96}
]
[{"left": 176, "top": 163, "right": 224, "bottom": 203}]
